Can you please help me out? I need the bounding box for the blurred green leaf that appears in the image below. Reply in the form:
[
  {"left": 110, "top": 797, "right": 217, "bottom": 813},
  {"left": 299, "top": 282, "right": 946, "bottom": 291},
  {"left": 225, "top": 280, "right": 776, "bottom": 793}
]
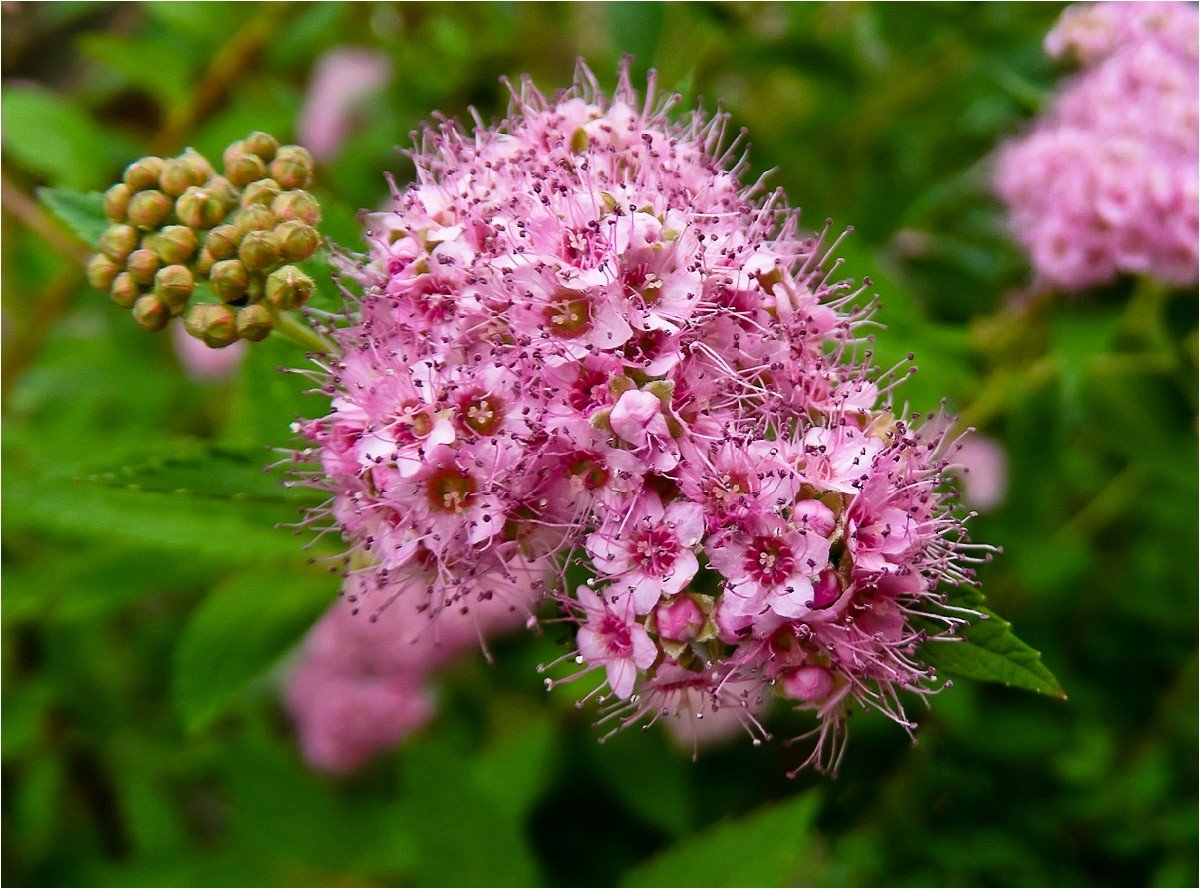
[
  {"left": 622, "top": 791, "right": 821, "bottom": 887},
  {"left": 920, "top": 594, "right": 1066, "bottom": 700},
  {"left": 401, "top": 739, "right": 541, "bottom": 885},
  {"left": 37, "top": 188, "right": 108, "bottom": 247},
  {"left": 173, "top": 568, "right": 337, "bottom": 731},
  {"left": 78, "top": 33, "right": 196, "bottom": 107},
  {"left": 1, "top": 87, "right": 136, "bottom": 190}
]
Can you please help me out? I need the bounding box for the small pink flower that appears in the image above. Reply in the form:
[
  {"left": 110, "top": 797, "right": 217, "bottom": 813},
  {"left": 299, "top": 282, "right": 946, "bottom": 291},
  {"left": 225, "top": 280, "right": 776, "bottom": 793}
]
[
  {"left": 608, "top": 388, "right": 680, "bottom": 472},
  {"left": 575, "top": 585, "right": 658, "bottom": 699},
  {"left": 586, "top": 492, "right": 704, "bottom": 613}
]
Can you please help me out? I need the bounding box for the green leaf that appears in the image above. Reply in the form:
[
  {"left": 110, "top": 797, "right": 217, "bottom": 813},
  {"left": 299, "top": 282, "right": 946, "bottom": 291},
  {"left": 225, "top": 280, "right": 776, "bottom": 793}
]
[
  {"left": 77, "top": 33, "right": 197, "bottom": 107},
  {"left": 38, "top": 188, "right": 108, "bottom": 247},
  {"left": 920, "top": 595, "right": 1067, "bottom": 700},
  {"left": 401, "top": 739, "right": 541, "bottom": 886},
  {"left": 1, "top": 86, "right": 136, "bottom": 190},
  {"left": 622, "top": 791, "right": 821, "bottom": 887},
  {"left": 173, "top": 568, "right": 337, "bottom": 731}
]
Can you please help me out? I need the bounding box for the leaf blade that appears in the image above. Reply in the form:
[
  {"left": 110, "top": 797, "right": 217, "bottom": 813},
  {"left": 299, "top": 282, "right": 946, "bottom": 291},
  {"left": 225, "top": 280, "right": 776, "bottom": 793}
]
[{"left": 38, "top": 188, "right": 108, "bottom": 248}]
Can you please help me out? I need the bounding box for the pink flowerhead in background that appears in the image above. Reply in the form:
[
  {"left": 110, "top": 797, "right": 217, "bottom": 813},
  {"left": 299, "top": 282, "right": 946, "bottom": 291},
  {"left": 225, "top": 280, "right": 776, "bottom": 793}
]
[
  {"left": 171, "top": 320, "right": 246, "bottom": 381},
  {"left": 298, "top": 48, "right": 393, "bottom": 162},
  {"left": 995, "top": 1, "right": 1199, "bottom": 290},
  {"left": 297, "top": 61, "right": 986, "bottom": 774}
]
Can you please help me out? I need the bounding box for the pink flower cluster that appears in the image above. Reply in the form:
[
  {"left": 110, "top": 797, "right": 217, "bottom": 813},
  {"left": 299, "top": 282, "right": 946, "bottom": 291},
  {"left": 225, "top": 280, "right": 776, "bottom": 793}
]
[
  {"left": 286, "top": 563, "right": 541, "bottom": 774},
  {"left": 299, "top": 63, "right": 983, "bottom": 772},
  {"left": 995, "top": 1, "right": 1199, "bottom": 290}
]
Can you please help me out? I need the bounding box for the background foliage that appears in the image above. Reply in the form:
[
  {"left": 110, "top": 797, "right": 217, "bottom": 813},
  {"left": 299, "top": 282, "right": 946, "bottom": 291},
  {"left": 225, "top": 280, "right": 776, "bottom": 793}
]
[{"left": 3, "top": 3, "right": 1196, "bottom": 885}]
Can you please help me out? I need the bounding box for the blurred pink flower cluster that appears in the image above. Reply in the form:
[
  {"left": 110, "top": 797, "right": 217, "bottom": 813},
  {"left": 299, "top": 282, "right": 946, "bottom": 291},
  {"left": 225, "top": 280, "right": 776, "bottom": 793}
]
[
  {"left": 296, "top": 62, "right": 984, "bottom": 774},
  {"left": 287, "top": 562, "right": 541, "bottom": 773},
  {"left": 995, "top": 1, "right": 1199, "bottom": 290}
]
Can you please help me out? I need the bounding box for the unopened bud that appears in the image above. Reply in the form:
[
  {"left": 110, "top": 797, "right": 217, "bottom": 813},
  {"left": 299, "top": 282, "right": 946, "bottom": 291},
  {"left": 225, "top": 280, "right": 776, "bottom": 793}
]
[
  {"left": 242, "top": 131, "right": 279, "bottom": 162},
  {"left": 126, "top": 247, "right": 161, "bottom": 286},
  {"left": 224, "top": 148, "right": 268, "bottom": 187},
  {"left": 180, "top": 147, "right": 214, "bottom": 183},
  {"left": 193, "top": 247, "right": 215, "bottom": 278},
  {"left": 127, "top": 189, "right": 173, "bottom": 230},
  {"left": 234, "top": 204, "right": 275, "bottom": 235},
  {"left": 269, "top": 145, "right": 314, "bottom": 190},
  {"left": 150, "top": 225, "right": 198, "bottom": 265},
  {"left": 154, "top": 264, "right": 194, "bottom": 308},
  {"left": 176, "top": 186, "right": 226, "bottom": 229},
  {"left": 781, "top": 666, "right": 835, "bottom": 704},
  {"left": 204, "top": 224, "right": 240, "bottom": 261},
  {"left": 99, "top": 224, "right": 139, "bottom": 262},
  {"left": 185, "top": 303, "right": 239, "bottom": 348},
  {"left": 238, "top": 230, "right": 279, "bottom": 271},
  {"left": 86, "top": 253, "right": 120, "bottom": 291},
  {"left": 653, "top": 596, "right": 707, "bottom": 643},
  {"left": 133, "top": 294, "right": 169, "bottom": 332},
  {"left": 240, "top": 178, "right": 282, "bottom": 209},
  {"left": 123, "top": 156, "right": 165, "bottom": 191},
  {"left": 266, "top": 264, "right": 315, "bottom": 309},
  {"left": 236, "top": 303, "right": 273, "bottom": 342},
  {"left": 209, "top": 259, "right": 249, "bottom": 303},
  {"left": 158, "top": 158, "right": 194, "bottom": 197},
  {"left": 274, "top": 220, "right": 320, "bottom": 262},
  {"left": 205, "top": 175, "right": 239, "bottom": 209},
  {"left": 103, "top": 183, "right": 132, "bottom": 222},
  {"left": 110, "top": 272, "right": 141, "bottom": 308},
  {"left": 271, "top": 189, "right": 321, "bottom": 226}
]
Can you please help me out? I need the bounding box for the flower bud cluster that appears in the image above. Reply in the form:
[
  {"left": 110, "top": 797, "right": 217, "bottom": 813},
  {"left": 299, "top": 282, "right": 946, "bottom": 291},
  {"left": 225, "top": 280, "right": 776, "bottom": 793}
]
[
  {"left": 298, "top": 63, "right": 987, "bottom": 773},
  {"left": 995, "top": 1, "right": 1199, "bottom": 290},
  {"left": 86, "top": 133, "right": 323, "bottom": 347}
]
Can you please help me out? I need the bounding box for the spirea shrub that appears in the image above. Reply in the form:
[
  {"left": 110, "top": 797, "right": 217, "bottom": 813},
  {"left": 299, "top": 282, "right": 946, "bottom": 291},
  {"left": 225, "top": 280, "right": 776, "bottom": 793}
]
[
  {"left": 294, "top": 63, "right": 989, "bottom": 772},
  {"left": 995, "top": 1, "right": 1199, "bottom": 290}
]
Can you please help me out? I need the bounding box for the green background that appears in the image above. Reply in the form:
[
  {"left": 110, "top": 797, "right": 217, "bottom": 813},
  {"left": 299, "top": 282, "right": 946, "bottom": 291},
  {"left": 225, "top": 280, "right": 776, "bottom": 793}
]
[{"left": 3, "top": 3, "right": 1196, "bottom": 885}]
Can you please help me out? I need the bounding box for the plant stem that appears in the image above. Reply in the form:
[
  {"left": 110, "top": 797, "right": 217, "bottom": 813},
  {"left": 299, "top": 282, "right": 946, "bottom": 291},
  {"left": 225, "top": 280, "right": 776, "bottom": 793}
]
[{"left": 268, "top": 306, "right": 338, "bottom": 355}]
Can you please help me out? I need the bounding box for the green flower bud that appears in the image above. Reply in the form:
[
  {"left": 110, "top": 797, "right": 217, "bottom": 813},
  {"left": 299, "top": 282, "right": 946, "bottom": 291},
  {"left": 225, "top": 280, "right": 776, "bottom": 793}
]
[
  {"left": 127, "top": 189, "right": 173, "bottom": 230},
  {"left": 224, "top": 148, "right": 268, "bottom": 188},
  {"left": 87, "top": 253, "right": 120, "bottom": 291},
  {"left": 271, "top": 189, "right": 322, "bottom": 226},
  {"left": 269, "top": 145, "right": 314, "bottom": 190},
  {"left": 205, "top": 175, "right": 239, "bottom": 209},
  {"left": 185, "top": 303, "right": 239, "bottom": 348},
  {"left": 234, "top": 204, "right": 275, "bottom": 236},
  {"left": 180, "top": 147, "right": 214, "bottom": 184},
  {"left": 238, "top": 230, "right": 279, "bottom": 271},
  {"left": 243, "top": 131, "right": 279, "bottom": 162},
  {"left": 150, "top": 225, "right": 198, "bottom": 265},
  {"left": 236, "top": 303, "right": 273, "bottom": 342},
  {"left": 126, "top": 247, "right": 161, "bottom": 286},
  {"left": 110, "top": 271, "right": 141, "bottom": 309},
  {"left": 193, "top": 247, "right": 215, "bottom": 278},
  {"left": 240, "top": 177, "right": 282, "bottom": 209},
  {"left": 99, "top": 224, "right": 139, "bottom": 262},
  {"left": 154, "top": 264, "right": 194, "bottom": 308},
  {"left": 103, "top": 183, "right": 132, "bottom": 222},
  {"left": 274, "top": 220, "right": 320, "bottom": 263},
  {"left": 176, "top": 186, "right": 226, "bottom": 229},
  {"left": 266, "top": 264, "right": 315, "bottom": 310},
  {"left": 204, "top": 224, "right": 240, "bottom": 261},
  {"left": 210, "top": 259, "right": 249, "bottom": 303},
  {"left": 133, "top": 294, "right": 169, "bottom": 331},
  {"left": 158, "top": 157, "right": 194, "bottom": 197},
  {"left": 123, "top": 156, "right": 165, "bottom": 191}
]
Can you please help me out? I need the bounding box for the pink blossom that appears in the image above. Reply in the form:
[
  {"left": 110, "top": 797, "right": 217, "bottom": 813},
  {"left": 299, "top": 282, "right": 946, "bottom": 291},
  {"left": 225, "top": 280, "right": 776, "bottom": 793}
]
[
  {"left": 298, "top": 62, "right": 989, "bottom": 775},
  {"left": 298, "top": 48, "right": 392, "bottom": 162},
  {"left": 574, "top": 585, "right": 658, "bottom": 699},
  {"left": 171, "top": 320, "right": 246, "bottom": 381},
  {"left": 996, "top": 1, "right": 1199, "bottom": 290}
]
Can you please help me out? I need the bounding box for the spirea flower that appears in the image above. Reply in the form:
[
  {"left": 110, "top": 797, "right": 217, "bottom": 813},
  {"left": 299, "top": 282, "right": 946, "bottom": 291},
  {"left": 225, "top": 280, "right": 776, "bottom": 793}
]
[
  {"left": 995, "top": 1, "right": 1199, "bottom": 290},
  {"left": 298, "top": 61, "right": 987, "bottom": 773}
]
